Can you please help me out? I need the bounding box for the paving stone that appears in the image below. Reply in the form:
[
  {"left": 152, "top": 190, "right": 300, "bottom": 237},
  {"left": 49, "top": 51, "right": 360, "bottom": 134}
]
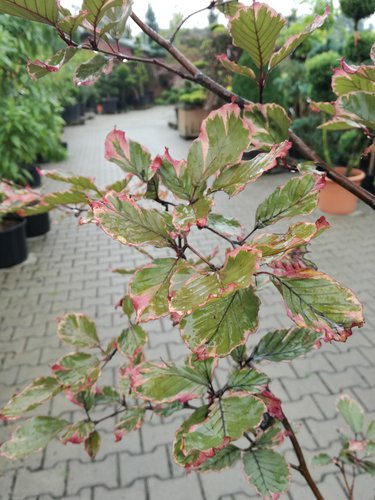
[
  {"left": 13, "top": 463, "right": 66, "bottom": 499},
  {"left": 148, "top": 473, "right": 203, "bottom": 500},
  {"left": 120, "top": 446, "right": 170, "bottom": 486},
  {"left": 94, "top": 480, "right": 147, "bottom": 500},
  {"left": 67, "top": 454, "right": 118, "bottom": 495},
  {"left": 0, "top": 469, "right": 16, "bottom": 500}
]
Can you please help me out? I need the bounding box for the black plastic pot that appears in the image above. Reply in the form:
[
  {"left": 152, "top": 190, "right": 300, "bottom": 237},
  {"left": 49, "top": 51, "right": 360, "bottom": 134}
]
[
  {"left": 26, "top": 212, "right": 50, "bottom": 237},
  {"left": 0, "top": 216, "right": 28, "bottom": 268},
  {"left": 62, "top": 103, "right": 81, "bottom": 125},
  {"left": 102, "top": 98, "right": 118, "bottom": 114},
  {"left": 21, "top": 164, "right": 42, "bottom": 188}
]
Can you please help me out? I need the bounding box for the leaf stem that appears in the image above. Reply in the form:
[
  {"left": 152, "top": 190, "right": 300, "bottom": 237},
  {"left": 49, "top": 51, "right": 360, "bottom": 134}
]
[
  {"left": 282, "top": 416, "right": 324, "bottom": 500},
  {"left": 186, "top": 243, "right": 217, "bottom": 271},
  {"left": 239, "top": 225, "right": 259, "bottom": 245},
  {"left": 203, "top": 225, "right": 237, "bottom": 248}
]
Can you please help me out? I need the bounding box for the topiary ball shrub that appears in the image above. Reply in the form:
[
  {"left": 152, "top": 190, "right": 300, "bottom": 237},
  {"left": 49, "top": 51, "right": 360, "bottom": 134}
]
[
  {"left": 340, "top": 0, "right": 375, "bottom": 29},
  {"left": 344, "top": 32, "right": 375, "bottom": 63},
  {"left": 305, "top": 50, "right": 340, "bottom": 101}
]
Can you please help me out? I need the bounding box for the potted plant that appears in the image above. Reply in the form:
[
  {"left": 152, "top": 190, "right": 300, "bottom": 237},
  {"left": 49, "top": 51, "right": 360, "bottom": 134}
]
[{"left": 177, "top": 83, "right": 209, "bottom": 138}]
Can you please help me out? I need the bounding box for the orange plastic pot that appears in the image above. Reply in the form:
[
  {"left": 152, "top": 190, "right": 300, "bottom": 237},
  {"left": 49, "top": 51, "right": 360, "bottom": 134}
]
[{"left": 318, "top": 167, "right": 366, "bottom": 215}]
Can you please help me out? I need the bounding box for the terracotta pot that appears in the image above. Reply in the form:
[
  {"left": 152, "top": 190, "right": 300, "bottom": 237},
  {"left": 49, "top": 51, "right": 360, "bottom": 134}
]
[
  {"left": 177, "top": 106, "right": 209, "bottom": 139},
  {"left": 318, "top": 167, "right": 366, "bottom": 215}
]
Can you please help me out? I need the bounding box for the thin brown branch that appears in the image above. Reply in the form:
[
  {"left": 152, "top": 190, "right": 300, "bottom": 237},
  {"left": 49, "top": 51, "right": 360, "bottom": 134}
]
[
  {"left": 186, "top": 243, "right": 217, "bottom": 271},
  {"left": 170, "top": 1, "right": 216, "bottom": 43},
  {"left": 203, "top": 225, "right": 237, "bottom": 248},
  {"left": 282, "top": 416, "right": 324, "bottom": 500}
]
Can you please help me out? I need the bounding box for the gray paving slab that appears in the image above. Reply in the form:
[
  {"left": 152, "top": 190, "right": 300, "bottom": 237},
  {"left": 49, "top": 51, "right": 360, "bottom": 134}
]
[{"left": 1, "top": 106, "right": 375, "bottom": 499}]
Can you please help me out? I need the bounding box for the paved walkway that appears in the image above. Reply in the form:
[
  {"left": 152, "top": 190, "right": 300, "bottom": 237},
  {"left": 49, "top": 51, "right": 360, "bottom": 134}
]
[{"left": 1, "top": 106, "right": 374, "bottom": 500}]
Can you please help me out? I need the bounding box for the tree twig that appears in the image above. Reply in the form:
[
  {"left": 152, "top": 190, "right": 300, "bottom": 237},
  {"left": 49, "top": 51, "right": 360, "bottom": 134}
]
[{"left": 170, "top": 1, "right": 216, "bottom": 43}]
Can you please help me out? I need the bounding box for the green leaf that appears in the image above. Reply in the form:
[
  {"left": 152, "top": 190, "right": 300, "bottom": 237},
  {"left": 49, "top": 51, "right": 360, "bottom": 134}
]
[
  {"left": 158, "top": 153, "right": 196, "bottom": 201},
  {"left": 255, "top": 174, "right": 324, "bottom": 228},
  {"left": 170, "top": 246, "right": 260, "bottom": 315},
  {"left": 85, "top": 430, "right": 101, "bottom": 459},
  {"left": 337, "top": 395, "right": 364, "bottom": 434},
  {"left": 180, "top": 287, "right": 260, "bottom": 358},
  {"left": 206, "top": 213, "right": 243, "bottom": 238},
  {"left": 183, "top": 393, "right": 265, "bottom": 454},
  {"left": 172, "top": 198, "right": 213, "bottom": 232},
  {"left": 52, "top": 353, "right": 101, "bottom": 392},
  {"left": 0, "top": 417, "right": 68, "bottom": 459},
  {"left": 45, "top": 171, "right": 99, "bottom": 192},
  {"left": 100, "top": 2, "right": 133, "bottom": 41},
  {"left": 217, "top": 54, "right": 256, "bottom": 81},
  {"left": 367, "top": 420, "right": 375, "bottom": 440},
  {"left": 129, "top": 258, "right": 178, "bottom": 322},
  {"left": 211, "top": 141, "right": 290, "bottom": 196},
  {"left": 319, "top": 118, "right": 361, "bottom": 131},
  {"left": 199, "top": 444, "right": 241, "bottom": 471},
  {"left": 217, "top": 0, "right": 242, "bottom": 17},
  {"left": 309, "top": 101, "right": 336, "bottom": 115},
  {"left": 332, "top": 66, "right": 375, "bottom": 96},
  {"left": 185, "top": 103, "right": 251, "bottom": 198},
  {"left": 27, "top": 47, "right": 77, "bottom": 80},
  {"left": 131, "top": 358, "right": 214, "bottom": 404},
  {"left": 252, "top": 328, "right": 321, "bottom": 363},
  {"left": 154, "top": 401, "right": 184, "bottom": 417},
  {"left": 366, "top": 441, "right": 375, "bottom": 456},
  {"left": 58, "top": 313, "right": 100, "bottom": 349},
  {"left": 244, "top": 104, "right": 291, "bottom": 149},
  {"left": 256, "top": 422, "right": 285, "bottom": 448},
  {"left": 229, "top": 4, "right": 285, "bottom": 69},
  {"left": 173, "top": 406, "right": 209, "bottom": 468},
  {"left": 115, "top": 408, "right": 145, "bottom": 441},
  {"left": 0, "top": 377, "right": 62, "bottom": 420},
  {"left": 0, "top": 0, "right": 59, "bottom": 25},
  {"left": 74, "top": 54, "right": 114, "bottom": 86},
  {"left": 243, "top": 449, "right": 290, "bottom": 497},
  {"left": 272, "top": 270, "right": 363, "bottom": 342},
  {"left": 105, "top": 129, "right": 154, "bottom": 181},
  {"left": 60, "top": 421, "right": 96, "bottom": 444},
  {"left": 269, "top": 8, "right": 329, "bottom": 69},
  {"left": 58, "top": 10, "right": 88, "bottom": 40},
  {"left": 82, "top": 0, "right": 123, "bottom": 26},
  {"left": 359, "top": 460, "right": 375, "bottom": 476},
  {"left": 340, "top": 91, "right": 375, "bottom": 129},
  {"left": 312, "top": 453, "right": 332, "bottom": 466},
  {"left": 117, "top": 324, "right": 147, "bottom": 360},
  {"left": 89, "top": 192, "right": 175, "bottom": 248},
  {"left": 121, "top": 295, "right": 135, "bottom": 317},
  {"left": 227, "top": 368, "right": 269, "bottom": 393},
  {"left": 94, "top": 386, "right": 120, "bottom": 405}
]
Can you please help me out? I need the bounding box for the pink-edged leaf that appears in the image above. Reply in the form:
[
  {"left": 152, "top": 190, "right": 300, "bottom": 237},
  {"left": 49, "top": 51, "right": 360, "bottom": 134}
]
[
  {"left": 227, "top": 368, "right": 269, "bottom": 393},
  {"left": 244, "top": 104, "right": 291, "bottom": 150},
  {"left": 27, "top": 47, "right": 77, "bottom": 80},
  {"left": 45, "top": 170, "right": 99, "bottom": 192},
  {"left": 0, "top": 377, "right": 62, "bottom": 421},
  {"left": 255, "top": 173, "right": 325, "bottom": 228},
  {"left": 198, "top": 444, "right": 241, "bottom": 472},
  {"left": 52, "top": 353, "right": 101, "bottom": 392},
  {"left": 271, "top": 269, "right": 364, "bottom": 342},
  {"left": 130, "top": 357, "right": 215, "bottom": 404},
  {"left": 211, "top": 141, "right": 291, "bottom": 197},
  {"left": 337, "top": 395, "right": 364, "bottom": 434},
  {"left": 185, "top": 103, "right": 252, "bottom": 199},
  {"left": 170, "top": 245, "right": 261, "bottom": 315},
  {"left": 114, "top": 408, "right": 145, "bottom": 442},
  {"left": 217, "top": 54, "right": 256, "bottom": 81},
  {"left": 182, "top": 392, "right": 266, "bottom": 455},
  {"left": 82, "top": 0, "right": 123, "bottom": 26},
  {"left": 172, "top": 198, "right": 213, "bottom": 232},
  {"left": 338, "top": 91, "right": 375, "bottom": 130},
  {"left": 332, "top": 61, "right": 375, "bottom": 96},
  {"left": 179, "top": 287, "right": 260, "bottom": 359},
  {"left": 371, "top": 43, "right": 375, "bottom": 64},
  {"left": 84, "top": 430, "right": 101, "bottom": 458},
  {"left": 73, "top": 54, "right": 114, "bottom": 87},
  {"left": 243, "top": 449, "right": 290, "bottom": 498},
  {"left": 0, "top": 0, "right": 59, "bottom": 25},
  {"left": 206, "top": 213, "right": 244, "bottom": 238},
  {"left": 157, "top": 149, "right": 196, "bottom": 201},
  {"left": 58, "top": 10, "right": 89, "bottom": 40},
  {"left": 129, "top": 258, "right": 179, "bottom": 322},
  {"left": 269, "top": 8, "right": 330, "bottom": 69},
  {"left": 319, "top": 117, "right": 362, "bottom": 131},
  {"left": 89, "top": 192, "right": 174, "bottom": 248},
  {"left": 0, "top": 183, "right": 40, "bottom": 215},
  {"left": 229, "top": 3, "right": 286, "bottom": 69},
  {"left": 105, "top": 129, "right": 154, "bottom": 181},
  {"left": 0, "top": 417, "right": 68, "bottom": 460},
  {"left": 309, "top": 100, "right": 336, "bottom": 115},
  {"left": 117, "top": 323, "right": 147, "bottom": 361},
  {"left": 60, "top": 421, "right": 96, "bottom": 445},
  {"left": 57, "top": 313, "right": 100, "bottom": 349},
  {"left": 254, "top": 217, "right": 330, "bottom": 261}
]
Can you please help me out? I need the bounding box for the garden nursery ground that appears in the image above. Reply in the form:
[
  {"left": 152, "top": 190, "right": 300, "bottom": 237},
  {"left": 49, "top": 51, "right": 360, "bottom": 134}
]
[{"left": 0, "top": 106, "right": 374, "bottom": 500}]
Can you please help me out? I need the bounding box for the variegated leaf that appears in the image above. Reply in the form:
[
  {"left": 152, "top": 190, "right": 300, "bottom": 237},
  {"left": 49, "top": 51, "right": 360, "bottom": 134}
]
[
  {"left": 229, "top": 4, "right": 285, "bottom": 69},
  {"left": 0, "top": 377, "right": 62, "bottom": 420},
  {"left": 272, "top": 269, "right": 363, "bottom": 342},
  {"left": 339, "top": 91, "right": 375, "bottom": 129},
  {"left": 58, "top": 313, "right": 100, "bottom": 349},
  {"left": 172, "top": 198, "right": 213, "bottom": 232},
  {"left": 227, "top": 368, "right": 269, "bottom": 393},
  {"left": 309, "top": 101, "right": 336, "bottom": 115},
  {"left": 82, "top": 0, "right": 123, "bottom": 26},
  {"left": 199, "top": 445, "right": 241, "bottom": 471},
  {"left": 332, "top": 63, "right": 375, "bottom": 96},
  {"left": 243, "top": 449, "right": 290, "bottom": 497},
  {"left": 211, "top": 141, "right": 291, "bottom": 197},
  {"left": 170, "top": 246, "right": 261, "bottom": 315},
  {"left": 182, "top": 393, "right": 265, "bottom": 454},
  {"left": 58, "top": 10, "right": 88, "bottom": 40},
  {"left": 105, "top": 129, "right": 155, "bottom": 181},
  {"left": 89, "top": 192, "right": 175, "bottom": 248},
  {"left": 0, "top": 0, "right": 59, "bottom": 25},
  {"left": 27, "top": 47, "right": 77, "bottom": 80},
  {"left": 45, "top": 171, "right": 99, "bottom": 192},
  {"left": 206, "top": 213, "right": 244, "bottom": 238},
  {"left": 117, "top": 324, "right": 147, "bottom": 360},
  {"left": 217, "top": 54, "right": 256, "bottom": 81},
  {"left": 179, "top": 287, "right": 260, "bottom": 358},
  {"left": 337, "top": 395, "right": 364, "bottom": 434},
  {"left": 0, "top": 417, "right": 68, "bottom": 459},
  {"left": 269, "top": 8, "right": 330, "bottom": 69},
  {"left": 174, "top": 406, "right": 210, "bottom": 469},
  {"left": 131, "top": 358, "right": 215, "bottom": 404},
  {"left": 251, "top": 328, "right": 321, "bottom": 362},
  {"left": 73, "top": 54, "right": 114, "bottom": 86},
  {"left": 85, "top": 430, "right": 101, "bottom": 458},
  {"left": 60, "top": 421, "right": 95, "bottom": 445},
  {"left": 52, "top": 353, "right": 101, "bottom": 391},
  {"left": 114, "top": 408, "right": 145, "bottom": 442},
  {"left": 244, "top": 104, "right": 291, "bottom": 149},
  {"left": 129, "top": 258, "right": 179, "bottom": 322},
  {"left": 255, "top": 174, "right": 325, "bottom": 228},
  {"left": 158, "top": 150, "right": 196, "bottom": 201}
]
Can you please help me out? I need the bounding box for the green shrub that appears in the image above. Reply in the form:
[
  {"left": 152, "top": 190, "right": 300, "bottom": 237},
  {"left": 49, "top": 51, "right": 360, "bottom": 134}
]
[
  {"left": 340, "top": 0, "right": 375, "bottom": 29},
  {"left": 344, "top": 32, "right": 375, "bottom": 63},
  {"left": 305, "top": 50, "right": 340, "bottom": 101}
]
